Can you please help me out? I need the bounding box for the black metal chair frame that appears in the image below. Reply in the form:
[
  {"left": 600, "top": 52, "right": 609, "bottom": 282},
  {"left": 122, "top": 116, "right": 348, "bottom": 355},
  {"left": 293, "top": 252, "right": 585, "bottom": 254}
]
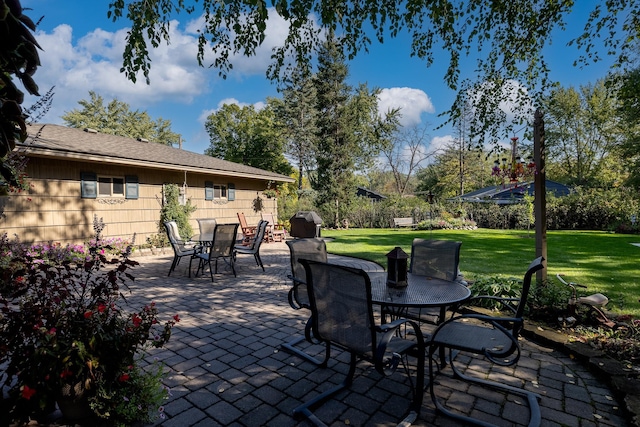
[
  {"left": 427, "top": 256, "right": 545, "bottom": 427},
  {"left": 163, "top": 220, "right": 198, "bottom": 276},
  {"left": 233, "top": 220, "right": 268, "bottom": 271},
  {"left": 293, "top": 259, "right": 425, "bottom": 427},
  {"left": 190, "top": 223, "right": 239, "bottom": 280},
  {"left": 281, "top": 238, "right": 331, "bottom": 367},
  {"left": 387, "top": 238, "right": 464, "bottom": 327}
]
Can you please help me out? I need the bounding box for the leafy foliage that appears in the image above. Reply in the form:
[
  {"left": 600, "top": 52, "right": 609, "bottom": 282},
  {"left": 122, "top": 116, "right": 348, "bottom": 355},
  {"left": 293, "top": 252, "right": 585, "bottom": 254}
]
[
  {"left": 109, "top": 1, "right": 639, "bottom": 143},
  {"left": 62, "top": 91, "right": 181, "bottom": 145},
  {"left": 0, "top": 0, "right": 40, "bottom": 189},
  {"left": 159, "top": 183, "right": 196, "bottom": 239},
  {"left": 204, "top": 102, "right": 293, "bottom": 176},
  {"left": 0, "top": 217, "right": 179, "bottom": 424}
]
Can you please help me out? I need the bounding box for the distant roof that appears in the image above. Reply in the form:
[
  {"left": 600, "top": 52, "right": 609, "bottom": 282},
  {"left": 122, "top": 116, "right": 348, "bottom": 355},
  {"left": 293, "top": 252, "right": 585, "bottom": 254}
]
[
  {"left": 453, "top": 180, "right": 571, "bottom": 204},
  {"left": 356, "top": 186, "right": 387, "bottom": 200},
  {"left": 21, "top": 124, "right": 294, "bottom": 183}
]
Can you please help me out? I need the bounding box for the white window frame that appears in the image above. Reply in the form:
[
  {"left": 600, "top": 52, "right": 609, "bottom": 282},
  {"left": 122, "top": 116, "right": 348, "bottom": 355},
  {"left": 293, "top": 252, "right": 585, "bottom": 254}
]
[{"left": 213, "top": 184, "right": 227, "bottom": 200}]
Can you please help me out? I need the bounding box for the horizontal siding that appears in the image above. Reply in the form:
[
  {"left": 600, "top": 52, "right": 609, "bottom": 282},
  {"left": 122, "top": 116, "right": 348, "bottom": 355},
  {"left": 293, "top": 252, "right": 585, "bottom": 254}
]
[{"left": 0, "top": 158, "right": 279, "bottom": 246}]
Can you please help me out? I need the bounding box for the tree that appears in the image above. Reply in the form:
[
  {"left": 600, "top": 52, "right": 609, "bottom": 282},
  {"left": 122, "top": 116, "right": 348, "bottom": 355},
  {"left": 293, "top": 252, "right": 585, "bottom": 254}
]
[
  {"left": 109, "top": 1, "right": 638, "bottom": 139},
  {"left": 614, "top": 67, "right": 640, "bottom": 186},
  {"left": 0, "top": 0, "right": 42, "bottom": 191},
  {"left": 276, "top": 65, "right": 318, "bottom": 190},
  {"left": 416, "top": 146, "right": 490, "bottom": 199},
  {"left": 541, "top": 80, "right": 625, "bottom": 186},
  {"left": 314, "top": 31, "right": 354, "bottom": 227},
  {"left": 381, "top": 123, "right": 434, "bottom": 196},
  {"left": 204, "top": 102, "right": 293, "bottom": 176},
  {"left": 62, "top": 91, "right": 181, "bottom": 145}
]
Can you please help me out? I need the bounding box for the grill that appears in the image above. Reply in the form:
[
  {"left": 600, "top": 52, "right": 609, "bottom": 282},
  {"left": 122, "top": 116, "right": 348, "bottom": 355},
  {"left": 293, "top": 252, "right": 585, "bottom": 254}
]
[{"left": 289, "top": 211, "right": 323, "bottom": 238}]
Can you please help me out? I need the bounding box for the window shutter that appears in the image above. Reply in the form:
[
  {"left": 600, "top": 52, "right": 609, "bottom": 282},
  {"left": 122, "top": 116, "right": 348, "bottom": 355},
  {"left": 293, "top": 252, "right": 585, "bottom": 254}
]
[
  {"left": 125, "top": 175, "right": 139, "bottom": 199},
  {"left": 81, "top": 172, "right": 97, "bottom": 199},
  {"left": 227, "top": 183, "right": 235, "bottom": 201},
  {"left": 205, "top": 181, "right": 213, "bottom": 200}
]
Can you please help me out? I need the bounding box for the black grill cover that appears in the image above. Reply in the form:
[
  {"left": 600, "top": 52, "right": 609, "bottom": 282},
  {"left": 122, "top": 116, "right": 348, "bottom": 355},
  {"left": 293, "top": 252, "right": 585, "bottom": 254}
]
[{"left": 289, "top": 211, "right": 322, "bottom": 238}]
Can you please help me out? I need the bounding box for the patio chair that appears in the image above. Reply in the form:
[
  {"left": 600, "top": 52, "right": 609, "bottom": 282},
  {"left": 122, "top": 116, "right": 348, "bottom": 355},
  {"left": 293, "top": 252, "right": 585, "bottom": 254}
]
[
  {"left": 293, "top": 259, "right": 425, "bottom": 427},
  {"left": 427, "top": 256, "right": 545, "bottom": 427},
  {"left": 400, "top": 239, "right": 464, "bottom": 326},
  {"left": 237, "top": 212, "right": 257, "bottom": 244},
  {"left": 163, "top": 221, "right": 198, "bottom": 276},
  {"left": 196, "top": 218, "right": 217, "bottom": 235},
  {"left": 190, "top": 223, "right": 239, "bottom": 281},
  {"left": 282, "top": 238, "right": 330, "bottom": 366},
  {"left": 233, "top": 220, "right": 268, "bottom": 271},
  {"left": 261, "top": 212, "right": 286, "bottom": 242}
]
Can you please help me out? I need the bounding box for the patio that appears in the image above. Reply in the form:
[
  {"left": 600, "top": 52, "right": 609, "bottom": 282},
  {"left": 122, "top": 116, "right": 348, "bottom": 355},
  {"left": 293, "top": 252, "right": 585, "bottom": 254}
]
[{"left": 119, "top": 242, "right": 627, "bottom": 426}]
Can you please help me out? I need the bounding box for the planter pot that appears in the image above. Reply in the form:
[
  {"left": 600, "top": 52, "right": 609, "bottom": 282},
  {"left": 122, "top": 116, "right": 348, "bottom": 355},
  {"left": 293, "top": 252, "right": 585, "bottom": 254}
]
[{"left": 57, "top": 382, "right": 94, "bottom": 421}]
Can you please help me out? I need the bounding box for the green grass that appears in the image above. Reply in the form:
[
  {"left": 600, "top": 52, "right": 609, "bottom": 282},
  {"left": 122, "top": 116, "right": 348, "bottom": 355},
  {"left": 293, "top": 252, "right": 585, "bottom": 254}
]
[{"left": 321, "top": 228, "right": 640, "bottom": 316}]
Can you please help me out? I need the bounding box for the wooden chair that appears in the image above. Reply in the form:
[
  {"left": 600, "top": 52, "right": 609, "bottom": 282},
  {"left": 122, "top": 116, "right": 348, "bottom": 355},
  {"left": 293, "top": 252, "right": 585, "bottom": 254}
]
[
  {"left": 261, "top": 212, "right": 286, "bottom": 242},
  {"left": 237, "top": 212, "right": 257, "bottom": 244}
]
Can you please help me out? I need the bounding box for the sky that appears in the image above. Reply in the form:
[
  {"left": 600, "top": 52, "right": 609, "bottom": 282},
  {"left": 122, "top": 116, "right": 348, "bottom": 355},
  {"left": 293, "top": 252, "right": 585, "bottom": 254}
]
[{"left": 20, "top": 1, "right": 618, "bottom": 157}]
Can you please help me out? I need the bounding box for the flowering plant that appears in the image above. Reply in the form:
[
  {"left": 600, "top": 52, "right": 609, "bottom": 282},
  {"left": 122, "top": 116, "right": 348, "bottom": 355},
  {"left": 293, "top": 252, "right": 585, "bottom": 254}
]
[{"left": 0, "top": 217, "right": 179, "bottom": 425}]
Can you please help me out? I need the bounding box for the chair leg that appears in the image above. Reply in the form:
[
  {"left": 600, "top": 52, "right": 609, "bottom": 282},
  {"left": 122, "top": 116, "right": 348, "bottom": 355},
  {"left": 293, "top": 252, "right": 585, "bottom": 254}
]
[
  {"left": 293, "top": 352, "right": 357, "bottom": 426},
  {"left": 428, "top": 346, "right": 541, "bottom": 427},
  {"left": 281, "top": 317, "right": 330, "bottom": 367},
  {"left": 168, "top": 255, "right": 178, "bottom": 276},
  {"left": 254, "top": 253, "right": 264, "bottom": 271}
]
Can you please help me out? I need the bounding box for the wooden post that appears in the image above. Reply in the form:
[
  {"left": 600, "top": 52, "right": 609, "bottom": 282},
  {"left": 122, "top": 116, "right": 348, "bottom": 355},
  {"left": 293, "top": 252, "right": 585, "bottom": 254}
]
[{"left": 533, "top": 109, "right": 547, "bottom": 281}]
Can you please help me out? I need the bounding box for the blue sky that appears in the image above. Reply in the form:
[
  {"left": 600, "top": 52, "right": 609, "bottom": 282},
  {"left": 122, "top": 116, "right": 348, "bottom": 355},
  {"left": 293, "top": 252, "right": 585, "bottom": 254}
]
[{"left": 21, "top": 1, "right": 616, "bottom": 156}]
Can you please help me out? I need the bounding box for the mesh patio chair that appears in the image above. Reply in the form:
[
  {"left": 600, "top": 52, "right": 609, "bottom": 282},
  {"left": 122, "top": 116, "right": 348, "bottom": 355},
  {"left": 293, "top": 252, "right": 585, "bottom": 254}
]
[
  {"left": 282, "top": 238, "right": 331, "bottom": 366},
  {"left": 196, "top": 218, "right": 217, "bottom": 235},
  {"left": 427, "top": 256, "right": 545, "bottom": 427},
  {"left": 293, "top": 259, "right": 425, "bottom": 427},
  {"left": 163, "top": 221, "right": 198, "bottom": 276},
  {"left": 190, "top": 223, "right": 239, "bottom": 281},
  {"left": 399, "top": 239, "right": 464, "bottom": 326},
  {"left": 233, "top": 220, "right": 268, "bottom": 271}
]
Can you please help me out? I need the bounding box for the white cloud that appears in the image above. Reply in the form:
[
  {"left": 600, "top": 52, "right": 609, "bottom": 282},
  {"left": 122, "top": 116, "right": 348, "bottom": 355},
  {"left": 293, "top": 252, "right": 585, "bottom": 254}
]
[
  {"left": 24, "top": 21, "right": 213, "bottom": 124},
  {"left": 377, "top": 88, "right": 435, "bottom": 126}
]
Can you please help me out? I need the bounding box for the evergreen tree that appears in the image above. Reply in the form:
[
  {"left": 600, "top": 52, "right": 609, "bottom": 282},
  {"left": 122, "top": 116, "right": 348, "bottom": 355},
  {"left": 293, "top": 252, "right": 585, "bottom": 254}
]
[
  {"left": 62, "top": 91, "right": 181, "bottom": 145},
  {"left": 314, "top": 32, "right": 356, "bottom": 227},
  {"left": 277, "top": 65, "right": 319, "bottom": 190}
]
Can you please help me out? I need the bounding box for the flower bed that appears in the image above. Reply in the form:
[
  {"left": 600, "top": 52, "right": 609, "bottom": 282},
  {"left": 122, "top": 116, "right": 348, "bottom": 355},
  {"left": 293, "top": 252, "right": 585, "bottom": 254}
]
[{"left": 0, "top": 216, "right": 179, "bottom": 425}]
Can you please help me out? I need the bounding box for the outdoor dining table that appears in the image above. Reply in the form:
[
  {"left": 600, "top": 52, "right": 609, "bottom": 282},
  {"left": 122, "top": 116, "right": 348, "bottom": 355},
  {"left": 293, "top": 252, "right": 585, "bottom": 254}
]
[
  {"left": 367, "top": 272, "right": 471, "bottom": 316},
  {"left": 367, "top": 271, "right": 471, "bottom": 367}
]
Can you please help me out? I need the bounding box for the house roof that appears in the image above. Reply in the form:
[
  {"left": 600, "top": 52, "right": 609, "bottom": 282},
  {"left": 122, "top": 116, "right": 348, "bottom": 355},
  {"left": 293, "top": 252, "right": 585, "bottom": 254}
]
[
  {"left": 22, "top": 124, "right": 294, "bottom": 183},
  {"left": 356, "top": 186, "right": 387, "bottom": 200},
  {"left": 453, "top": 180, "right": 571, "bottom": 204}
]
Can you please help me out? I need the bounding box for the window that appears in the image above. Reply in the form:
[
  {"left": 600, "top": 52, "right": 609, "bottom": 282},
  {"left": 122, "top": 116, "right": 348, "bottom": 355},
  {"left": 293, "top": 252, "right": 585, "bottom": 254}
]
[
  {"left": 205, "top": 181, "right": 233, "bottom": 201},
  {"left": 98, "top": 176, "right": 125, "bottom": 197},
  {"left": 81, "top": 173, "right": 138, "bottom": 199}
]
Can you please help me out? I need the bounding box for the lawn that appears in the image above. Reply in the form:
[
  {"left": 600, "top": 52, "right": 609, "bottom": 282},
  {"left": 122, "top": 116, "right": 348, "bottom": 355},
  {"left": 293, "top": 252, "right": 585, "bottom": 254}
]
[{"left": 321, "top": 228, "right": 640, "bottom": 317}]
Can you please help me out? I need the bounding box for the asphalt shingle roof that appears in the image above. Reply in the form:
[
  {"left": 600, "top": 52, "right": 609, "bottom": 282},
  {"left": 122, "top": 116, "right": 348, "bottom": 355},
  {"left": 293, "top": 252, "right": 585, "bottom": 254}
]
[{"left": 23, "top": 124, "right": 293, "bottom": 182}]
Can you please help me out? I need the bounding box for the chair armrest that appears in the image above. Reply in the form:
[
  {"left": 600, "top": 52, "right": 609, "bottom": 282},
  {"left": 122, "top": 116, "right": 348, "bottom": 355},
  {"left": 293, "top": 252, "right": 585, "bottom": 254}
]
[
  {"left": 374, "top": 318, "right": 424, "bottom": 375},
  {"left": 456, "top": 295, "right": 519, "bottom": 316},
  {"left": 430, "top": 313, "right": 522, "bottom": 366},
  {"left": 287, "top": 274, "right": 308, "bottom": 310}
]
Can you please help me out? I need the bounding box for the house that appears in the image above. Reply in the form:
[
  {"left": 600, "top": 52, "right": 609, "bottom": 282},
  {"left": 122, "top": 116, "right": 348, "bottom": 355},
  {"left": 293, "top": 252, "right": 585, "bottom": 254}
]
[
  {"left": 452, "top": 180, "right": 571, "bottom": 205},
  {"left": 0, "top": 124, "right": 294, "bottom": 245}
]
